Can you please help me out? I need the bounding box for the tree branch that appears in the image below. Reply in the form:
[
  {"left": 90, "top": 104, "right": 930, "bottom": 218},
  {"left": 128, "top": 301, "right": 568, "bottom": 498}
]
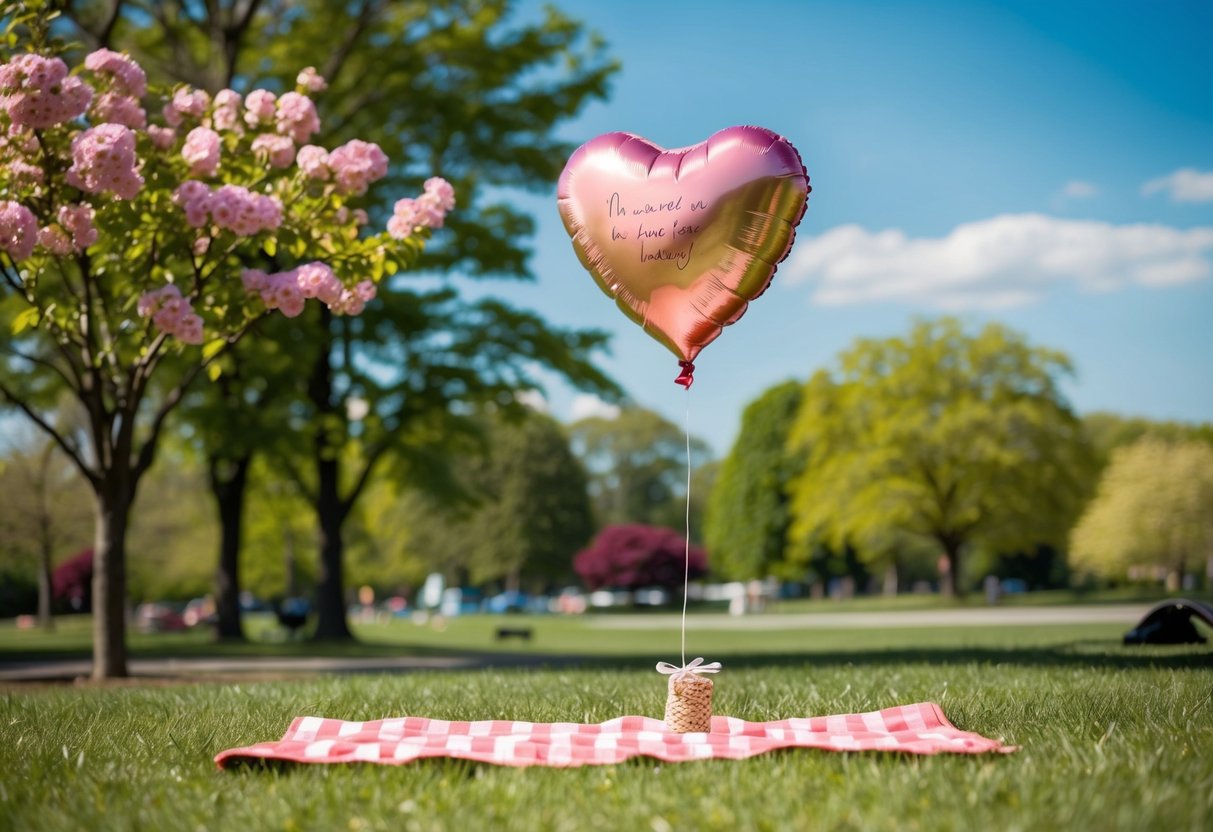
[
  {"left": 130, "top": 313, "right": 266, "bottom": 480},
  {"left": 276, "top": 450, "right": 317, "bottom": 505},
  {"left": 97, "top": 0, "right": 127, "bottom": 47},
  {"left": 1, "top": 345, "right": 78, "bottom": 391},
  {"left": 340, "top": 437, "right": 391, "bottom": 518},
  {"left": 0, "top": 379, "right": 97, "bottom": 486},
  {"left": 319, "top": 0, "right": 384, "bottom": 91},
  {"left": 222, "top": 0, "right": 266, "bottom": 87}
]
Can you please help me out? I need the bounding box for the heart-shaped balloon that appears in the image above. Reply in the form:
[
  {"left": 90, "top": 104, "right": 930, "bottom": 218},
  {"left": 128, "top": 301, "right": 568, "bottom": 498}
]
[{"left": 557, "top": 125, "right": 810, "bottom": 386}]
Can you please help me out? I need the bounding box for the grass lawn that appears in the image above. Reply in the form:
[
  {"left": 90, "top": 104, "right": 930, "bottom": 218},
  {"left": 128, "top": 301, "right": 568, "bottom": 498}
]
[{"left": 1, "top": 615, "right": 1210, "bottom": 831}]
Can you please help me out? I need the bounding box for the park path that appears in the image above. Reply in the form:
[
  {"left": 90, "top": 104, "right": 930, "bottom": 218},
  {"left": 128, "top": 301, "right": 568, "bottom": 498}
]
[
  {"left": 0, "top": 652, "right": 573, "bottom": 684},
  {"left": 0, "top": 604, "right": 1151, "bottom": 683},
  {"left": 587, "top": 604, "right": 1150, "bottom": 630}
]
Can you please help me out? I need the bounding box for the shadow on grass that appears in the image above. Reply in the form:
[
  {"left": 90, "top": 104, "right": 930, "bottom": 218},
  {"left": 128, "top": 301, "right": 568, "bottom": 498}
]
[
  {"left": 511, "top": 641, "right": 1213, "bottom": 673},
  {"left": 3, "top": 637, "right": 1210, "bottom": 678}
]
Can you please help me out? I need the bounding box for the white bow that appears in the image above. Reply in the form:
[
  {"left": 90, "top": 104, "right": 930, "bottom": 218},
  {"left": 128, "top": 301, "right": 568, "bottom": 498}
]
[{"left": 655, "top": 656, "right": 722, "bottom": 679}]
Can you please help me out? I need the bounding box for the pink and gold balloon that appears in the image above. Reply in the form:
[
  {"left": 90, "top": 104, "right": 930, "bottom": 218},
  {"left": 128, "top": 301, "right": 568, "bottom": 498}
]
[{"left": 557, "top": 125, "right": 810, "bottom": 387}]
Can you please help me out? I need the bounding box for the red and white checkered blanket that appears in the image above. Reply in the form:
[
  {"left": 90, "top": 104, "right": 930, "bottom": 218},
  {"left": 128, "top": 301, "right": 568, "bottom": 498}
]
[{"left": 215, "top": 702, "right": 1014, "bottom": 768}]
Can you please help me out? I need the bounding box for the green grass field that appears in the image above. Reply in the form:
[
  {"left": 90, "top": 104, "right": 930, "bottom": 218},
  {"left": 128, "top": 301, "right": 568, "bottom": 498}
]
[{"left": 1, "top": 611, "right": 1211, "bottom": 831}]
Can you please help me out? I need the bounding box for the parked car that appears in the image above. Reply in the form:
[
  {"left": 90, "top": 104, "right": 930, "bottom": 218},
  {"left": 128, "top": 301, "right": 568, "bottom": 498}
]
[
  {"left": 183, "top": 596, "right": 217, "bottom": 627},
  {"left": 134, "top": 602, "right": 187, "bottom": 633},
  {"left": 486, "top": 590, "right": 528, "bottom": 614}
]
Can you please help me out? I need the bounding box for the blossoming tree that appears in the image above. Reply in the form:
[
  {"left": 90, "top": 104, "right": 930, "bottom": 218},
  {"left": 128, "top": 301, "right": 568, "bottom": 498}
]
[{"left": 0, "top": 23, "right": 453, "bottom": 677}]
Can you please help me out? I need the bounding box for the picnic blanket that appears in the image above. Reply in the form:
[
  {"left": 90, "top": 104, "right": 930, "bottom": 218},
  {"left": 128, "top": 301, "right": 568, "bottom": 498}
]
[{"left": 215, "top": 702, "right": 1015, "bottom": 768}]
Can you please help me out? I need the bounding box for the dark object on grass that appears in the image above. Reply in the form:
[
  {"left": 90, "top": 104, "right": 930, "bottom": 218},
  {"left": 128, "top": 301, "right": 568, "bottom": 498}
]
[
  {"left": 1123, "top": 599, "right": 1212, "bottom": 645},
  {"left": 495, "top": 627, "right": 533, "bottom": 642},
  {"left": 276, "top": 597, "right": 311, "bottom": 640}
]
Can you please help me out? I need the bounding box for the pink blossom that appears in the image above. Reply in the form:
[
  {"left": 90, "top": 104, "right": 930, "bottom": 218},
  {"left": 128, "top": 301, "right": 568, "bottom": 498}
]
[
  {"left": 83, "top": 49, "right": 147, "bottom": 97},
  {"left": 171, "top": 87, "right": 210, "bottom": 119},
  {"left": 173, "top": 180, "right": 212, "bottom": 228},
  {"left": 211, "top": 89, "right": 242, "bottom": 132},
  {"left": 327, "top": 139, "right": 388, "bottom": 195},
  {"left": 240, "top": 268, "right": 269, "bottom": 293},
  {"left": 275, "top": 92, "right": 320, "bottom": 144},
  {"left": 251, "top": 133, "right": 295, "bottom": 168},
  {"left": 214, "top": 89, "right": 242, "bottom": 110},
  {"left": 175, "top": 312, "right": 204, "bottom": 344},
  {"left": 297, "top": 66, "right": 327, "bottom": 93},
  {"left": 387, "top": 197, "right": 442, "bottom": 239},
  {"left": 387, "top": 179, "right": 454, "bottom": 239},
  {"left": 37, "top": 224, "right": 72, "bottom": 256},
  {"left": 8, "top": 160, "right": 44, "bottom": 185},
  {"left": 0, "top": 54, "right": 92, "bottom": 129},
  {"left": 162, "top": 102, "right": 182, "bottom": 127},
  {"left": 3, "top": 124, "right": 38, "bottom": 155},
  {"left": 243, "top": 89, "right": 276, "bottom": 127},
  {"left": 153, "top": 297, "right": 186, "bottom": 331},
  {"left": 330, "top": 281, "right": 375, "bottom": 316},
  {"left": 192, "top": 236, "right": 211, "bottom": 256},
  {"left": 137, "top": 283, "right": 181, "bottom": 317},
  {"left": 58, "top": 204, "right": 98, "bottom": 250},
  {"left": 424, "top": 177, "right": 456, "bottom": 212},
  {"left": 331, "top": 289, "right": 364, "bottom": 316},
  {"left": 386, "top": 211, "right": 413, "bottom": 240},
  {"left": 139, "top": 283, "right": 203, "bottom": 344},
  {"left": 65, "top": 123, "right": 143, "bottom": 199},
  {"left": 294, "top": 261, "right": 343, "bottom": 305},
  {"left": 296, "top": 144, "right": 329, "bottom": 179},
  {"left": 182, "top": 126, "right": 221, "bottom": 176},
  {"left": 207, "top": 184, "right": 282, "bottom": 236},
  {"left": 417, "top": 197, "right": 446, "bottom": 228},
  {"left": 260, "top": 269, "right": 305, "bottom": 318},
  {"left": 91, "top": 92, "right": 146, "bottom": 129},
  {"left": 148, "top": 125, "right": 176, "bottom": 149}
]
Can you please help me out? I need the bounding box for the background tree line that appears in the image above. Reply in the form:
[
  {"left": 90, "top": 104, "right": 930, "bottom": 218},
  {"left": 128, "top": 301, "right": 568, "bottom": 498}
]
[{"left": 6, "top": 313, "right": 1211, "bottom": 623}]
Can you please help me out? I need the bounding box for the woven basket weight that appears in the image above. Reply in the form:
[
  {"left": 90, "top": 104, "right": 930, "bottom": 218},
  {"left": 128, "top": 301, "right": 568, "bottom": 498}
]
[{"left": 664, "top": 673, "right": 713, "bottom": 733}]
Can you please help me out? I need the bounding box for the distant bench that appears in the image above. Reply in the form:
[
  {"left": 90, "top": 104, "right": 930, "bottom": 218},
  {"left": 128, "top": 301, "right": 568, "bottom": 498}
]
[{"left": 494, "top": 627, "right": 533, "bottom": 642}]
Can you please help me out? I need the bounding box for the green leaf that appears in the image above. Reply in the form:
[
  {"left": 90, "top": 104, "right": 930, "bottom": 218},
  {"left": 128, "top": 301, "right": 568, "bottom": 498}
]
[
  {"left": 201, "top": 338, "right": 226, "bottom": 361},
  {"left": 207, "top": 363, "right": 223, "bottom": 382},
  {"left": 11, "top": 307, "right": 40, "bottom": 334},
  {"left": 263, "top": 237, "right": 277, "bottom": 257}
]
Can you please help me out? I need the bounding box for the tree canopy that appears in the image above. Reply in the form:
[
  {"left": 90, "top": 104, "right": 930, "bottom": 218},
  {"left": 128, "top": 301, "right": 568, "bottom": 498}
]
[
  {"left": 569, "top": 406, "right": 712, "bottom": 532},
  {"left": 1070, "top": 438, "right": 1213, "bottom": 586},
  {"left": 787, "top": 318, "right": 1094, "bottom": 596},
  {"left": 395, "top": 408, "right": 595, "bottom": 590},
  {"left": 53, "top": 0, "right": 622, "bottom": 642},
  {"left": 704, "top": 380, "right": 803, "bottom": 580}
]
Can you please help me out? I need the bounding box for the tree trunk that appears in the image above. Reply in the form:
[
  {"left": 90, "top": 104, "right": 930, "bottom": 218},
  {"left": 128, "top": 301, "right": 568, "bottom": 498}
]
[
  {"left": 37, "top": 536, "right": 54, "bottom": 631},
  {"left": 36, "top": 445, "right": 55, "bottom": 630},
  {"left": 309, "top": 307, "right": 353, "bottom": 641},
  {"left": 210, "top": 453, "right": 252, "bottom": 641},
  {"left": 312, "top": 470, "right": 352, "bottom": 640},
  {"left": 91, "top": 480, "right": 132, "bottom": 679},
  {"left": 939, "top": 536, "right": 963, "bottom": 598},
  {"left": 882, "top": 562, "right": 898, "bottom": 597}
]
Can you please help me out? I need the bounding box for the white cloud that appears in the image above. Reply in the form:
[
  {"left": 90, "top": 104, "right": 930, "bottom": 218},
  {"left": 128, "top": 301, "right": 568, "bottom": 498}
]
[
  {"left": 1060, "top": 180, "right": 1099, "bottom": 199},
  {"left": 514, "top": 389, "right": 549, "bottom": 413},
  {"left": 569, "top": 394, "right": 620, "bottom": 422},
  {"left": 1141, "top": 169, "right": 1213, "bottom": 203},
  {"left": 785, "top": 213, "right": 1213, "bottom": 309}
]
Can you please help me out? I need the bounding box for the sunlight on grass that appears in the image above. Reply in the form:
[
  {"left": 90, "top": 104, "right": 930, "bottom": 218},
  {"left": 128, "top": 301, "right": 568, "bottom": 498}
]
[{"left": 1, "top": 619, "right": 1210, "bottom": 830}]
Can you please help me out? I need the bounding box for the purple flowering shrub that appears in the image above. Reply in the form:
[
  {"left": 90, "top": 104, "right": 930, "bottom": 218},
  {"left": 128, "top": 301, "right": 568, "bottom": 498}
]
[{"left": 573, "top": 524, "right": 707, "bottom": 592}]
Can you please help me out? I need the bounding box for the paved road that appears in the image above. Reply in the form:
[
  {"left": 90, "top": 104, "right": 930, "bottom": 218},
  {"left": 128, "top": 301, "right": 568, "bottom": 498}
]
[
  {"left": 587, "top": 604, "right": 1151, "bottom": 631},
  {"left": 0, "top": 652, "right": 583, "bottom": 683},
  {"left": 0, "top": 604, "right": 1151, "bottom": 683}
]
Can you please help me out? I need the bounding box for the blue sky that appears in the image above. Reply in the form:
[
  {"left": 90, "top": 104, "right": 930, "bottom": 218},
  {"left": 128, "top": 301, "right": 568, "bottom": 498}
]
[{"left": 501, "top": 0, "right": 1213, "bottom": 454}]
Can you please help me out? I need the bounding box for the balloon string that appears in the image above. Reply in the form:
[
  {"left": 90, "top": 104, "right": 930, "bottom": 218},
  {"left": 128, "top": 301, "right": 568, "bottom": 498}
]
[{"left": 681, "top": 385, "right": 691, "bottom": 668}]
